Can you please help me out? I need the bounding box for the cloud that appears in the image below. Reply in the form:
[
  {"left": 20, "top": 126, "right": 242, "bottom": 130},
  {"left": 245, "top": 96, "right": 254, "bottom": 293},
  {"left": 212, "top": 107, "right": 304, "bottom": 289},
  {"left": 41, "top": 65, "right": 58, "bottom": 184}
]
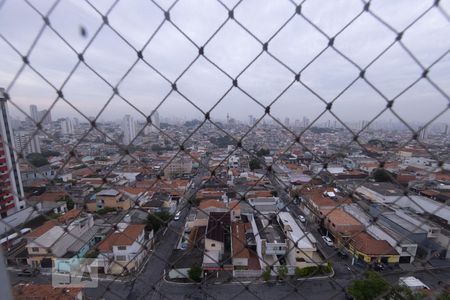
[{"left": 0, "top": 0, "right": 448, "bottom": 126}]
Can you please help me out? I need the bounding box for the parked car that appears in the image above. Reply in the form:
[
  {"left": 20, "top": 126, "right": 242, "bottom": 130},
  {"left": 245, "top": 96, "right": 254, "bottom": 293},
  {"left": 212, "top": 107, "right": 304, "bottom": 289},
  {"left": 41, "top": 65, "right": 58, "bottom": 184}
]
[
  {"left": 18, "top": 268, "right": 39, "bottom": 277},
  {"left": 298, "top": 215, "right": 306, "bottom": 223},
  {"left": 322, "top": 236, "right": 334, "bottom": 247},
  {"left": 174, "top": 211, "right": 181, "bottom": 221},
  {"left": 337, "top": 249, "right": 348, "bottom": 259},
  {"left": 373, "top": 262, "right": 384, "bottom": 271}
]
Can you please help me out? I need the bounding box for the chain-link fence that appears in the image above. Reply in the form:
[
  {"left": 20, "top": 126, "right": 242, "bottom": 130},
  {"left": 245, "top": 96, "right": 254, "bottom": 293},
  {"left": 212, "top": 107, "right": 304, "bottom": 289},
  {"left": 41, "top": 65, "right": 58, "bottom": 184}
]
[{"left": 0, "top": 0, "right": 450, "bottom": 299}]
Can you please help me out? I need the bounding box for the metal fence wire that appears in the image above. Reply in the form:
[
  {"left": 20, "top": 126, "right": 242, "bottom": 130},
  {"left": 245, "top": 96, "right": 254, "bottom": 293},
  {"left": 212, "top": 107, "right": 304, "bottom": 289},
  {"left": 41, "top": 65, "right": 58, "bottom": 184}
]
[{"left": 0, "top": 0, "right": 450, "bottom": 299}]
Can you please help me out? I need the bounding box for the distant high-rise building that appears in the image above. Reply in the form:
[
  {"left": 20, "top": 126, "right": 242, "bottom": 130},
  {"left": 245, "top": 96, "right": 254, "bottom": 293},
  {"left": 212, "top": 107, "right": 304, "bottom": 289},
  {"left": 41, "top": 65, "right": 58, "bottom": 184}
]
[
  {"left": 151, "top": 111, "right": 160, "bottom": 132},
  {"left": 302, "top": 117, "right": 310, "bottom": 128},
  {"left": 360, "top": 120, "right": 369, "bottom": 131},
  {"left": 122, "top": 114, "right": 136, "bottom": 145},
  {"left": 0, "top": 88, "right": 25, "bottom": 218},
  {"left": 294, "top": 119, "right": 300, "bottom": 127},
  {"left": 29, "top": 105, "right": 39, "bottom": 122},
  {"left": 14, "top": 131, "right": 40, "bottom": 155},
  {"left": 39, "top": 109, "right": 52, "bottom": 124},
  {"left": 61, "top": 118, "right": 74, "bottom": 135},
  {"left": 73, "top": 117, "right": 79, "bottom": 128},
  {"left": 284, "top": 117, "right": 290, "bottom": 127},
  {"left": 419, "top": 127, "right": 428, "bottom": 141},
  {"left": 443, "top": 124, "right": 448, "bottom": 136},
  {"left": 248, "top": 115, "right": 254, "bottom": 126}
]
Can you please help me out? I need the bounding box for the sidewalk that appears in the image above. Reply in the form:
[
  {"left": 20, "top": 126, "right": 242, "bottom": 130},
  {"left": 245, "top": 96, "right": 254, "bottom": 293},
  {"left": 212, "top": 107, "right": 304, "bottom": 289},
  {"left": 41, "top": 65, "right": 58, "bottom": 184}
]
[{"left": 163, "top": 267, "right": 335, "bottom": 286}]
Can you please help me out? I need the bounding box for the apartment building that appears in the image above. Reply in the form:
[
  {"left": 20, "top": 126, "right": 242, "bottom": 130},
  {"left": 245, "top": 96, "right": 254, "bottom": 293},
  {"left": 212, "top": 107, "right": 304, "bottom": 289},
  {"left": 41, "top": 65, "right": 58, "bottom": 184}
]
[{"left": 0, "top": 88, "right": 25, "bottom": 217}]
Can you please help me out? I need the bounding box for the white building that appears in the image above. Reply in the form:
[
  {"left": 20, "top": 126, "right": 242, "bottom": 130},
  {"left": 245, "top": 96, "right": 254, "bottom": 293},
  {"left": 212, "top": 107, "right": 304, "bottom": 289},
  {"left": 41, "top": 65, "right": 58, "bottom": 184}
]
[
  {"left": 96, "top": 223, "right": 152, "bottom": 275},
  {"left": 277, "top": 212, "right": 322, "bottom": 268},
  {"left": 14, "top": 130, "right": 41, "bottom": 155},
  {"left": 122, "top": 114, "right": 136, "bottom": 145},
  {"left": 60, "top": 118, "right": 74, "bottom": 135},
  {"left": 29, "top": 104, "right": 39, "bottom": 122}
]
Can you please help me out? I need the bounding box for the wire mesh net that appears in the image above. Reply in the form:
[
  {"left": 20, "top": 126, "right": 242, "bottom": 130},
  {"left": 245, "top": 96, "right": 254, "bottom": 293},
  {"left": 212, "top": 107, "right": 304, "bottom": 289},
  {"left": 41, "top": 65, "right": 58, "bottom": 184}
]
[{"left": 0, "top": 0, "right": 450, "bottom": 299}]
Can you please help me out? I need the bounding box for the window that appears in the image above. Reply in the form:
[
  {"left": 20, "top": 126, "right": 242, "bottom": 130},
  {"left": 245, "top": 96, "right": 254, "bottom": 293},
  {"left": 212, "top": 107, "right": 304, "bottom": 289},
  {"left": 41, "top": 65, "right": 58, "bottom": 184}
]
[
  {"left": 211, "top": 243, "right": 215, "bottom": 247},
  {"left": 118, "top": 246, "right": 127, "bottom": 250},
  {"left": 31, "top": 247, "right": 39, "bottom": 252},
  {"left": 116, "top": 255, "right": 127, "bottom": 261}
]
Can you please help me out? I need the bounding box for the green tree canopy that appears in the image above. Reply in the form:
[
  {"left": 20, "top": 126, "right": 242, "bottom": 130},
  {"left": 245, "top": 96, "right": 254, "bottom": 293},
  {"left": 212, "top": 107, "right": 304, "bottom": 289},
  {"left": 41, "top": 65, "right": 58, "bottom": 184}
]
[
  {"left": 249, "top": 158, "right": 262, "bottom": 171},
  {"left": 372, "top": 168, "right": 396, "bottom": 182},
  {"left": 146, "top": 211, "right": 171, "bottom": 232},
  {"left": 26, "top": 153, "right": 49, "bottom": 167},
  {"left": 188, "top": 265, "right": 202, "bottom": 282},
  {"left": 262, "top": 266, "right": 271, "bottom": 282},
  {"left": 256, "top": 148, "right": 270, "bottom": 157},
  {"left": 347, "top": 271, "right": 390, "bottom": 300}
]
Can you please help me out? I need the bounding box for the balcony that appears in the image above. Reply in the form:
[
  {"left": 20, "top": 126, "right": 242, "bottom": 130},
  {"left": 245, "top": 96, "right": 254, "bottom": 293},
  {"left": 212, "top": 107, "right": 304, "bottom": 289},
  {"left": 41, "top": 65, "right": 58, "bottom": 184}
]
[{"left": 0, "top": 202, "right": 15, "bottom": 212}]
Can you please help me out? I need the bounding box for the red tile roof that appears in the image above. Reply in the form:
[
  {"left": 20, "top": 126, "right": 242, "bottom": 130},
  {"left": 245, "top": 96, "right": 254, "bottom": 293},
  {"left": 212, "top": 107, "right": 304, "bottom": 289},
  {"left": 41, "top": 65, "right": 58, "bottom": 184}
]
[
  {"left": 351, "top": 232, "right": 398, "bottom": 256},
  {"left": 97, "top": 224, "right": 145, "bottom": 252},
  {"left": 13, "top": 283, "right": 82, "bottom": 300}
]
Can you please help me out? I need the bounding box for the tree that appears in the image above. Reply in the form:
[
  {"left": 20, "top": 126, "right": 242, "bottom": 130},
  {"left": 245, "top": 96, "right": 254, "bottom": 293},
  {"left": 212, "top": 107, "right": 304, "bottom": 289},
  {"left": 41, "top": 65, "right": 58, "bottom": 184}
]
[
  {"left": 262, "top": 266, "right": 271, "bottom": 282},
  {"left": 347, "top": 271, "right": 390, "bottom": 300},
  {"left": 188, "top": 265, "right": 202, "bottom": 282},
  {"left": 64, "top": 196, "right": 74, "bottom": 210},
  {"left": 372, "top": 168, "right": 395, "bottom": 182},
  {"left": 277, "top": 265, "right": 288, "bottom": 280},
  {"left": 438, "top": 291, "right": 450, "bottom": 300},
  {"left": 151, "top": 144, "right": 164, "bottom": 152},
  {"left": 26, "top": 153, "right": 49, "bottom": 167},
  {"left": 209, "top": 135, "right": 235, "bottom": 148},
  {"left": 41, "top": 150, "right": 61, "bottom": 157},
  {"left": 388, "top": 285, "right": 427, "bottom": 300},
  {"left": 146, "top": 211, "right": 171, "bottom": 232},
  {"left": 249, "top": 158, "right": 261, "bottom": 171},
  {"left": 256, "top": 148, "right": 270, "bottom": 157}
]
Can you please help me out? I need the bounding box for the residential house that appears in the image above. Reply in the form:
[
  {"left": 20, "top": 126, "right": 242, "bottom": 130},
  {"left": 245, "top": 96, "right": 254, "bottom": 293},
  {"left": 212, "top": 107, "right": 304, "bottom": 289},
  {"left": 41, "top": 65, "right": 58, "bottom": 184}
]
[
  {"left": 87, "top": 189, "right": 132, "bottom": 212},
  {"left": 249, "top": 213, "right": 287, "bottom": 270},
  {"left": 323, "top": 208, "right": 364, "bottom": 247},
  {"left": 356, "top": 182, "right": 450, "bottom": 225},
  {"left": 370, "top": 205, "right": 450, "bottom": 260},
  {"left": 96, "top": 223, "right": 152, "bottom": 275},
  {"left": 349, "top": 231, "right": 400, "bottom": 264},
  {"left": 25, "top": 210, "right": 104, "bottom": 268},
  {"left": 344, "top": 203, "right": 418, "bottom": 263},
  {"left": 301, "top": 187, "right": 352, "bottom": 223},
  {"left": 277, "top": 212, "right": 323, "bottom": 268},
  {"left": 28, "top": 191, "right": 69, "bottom": 215},
  {"left": 141, "top": 191, "right": 176, "bottom": 214},
  {"left": 203, "top": 212, "right": 231, "bottom": 272}
]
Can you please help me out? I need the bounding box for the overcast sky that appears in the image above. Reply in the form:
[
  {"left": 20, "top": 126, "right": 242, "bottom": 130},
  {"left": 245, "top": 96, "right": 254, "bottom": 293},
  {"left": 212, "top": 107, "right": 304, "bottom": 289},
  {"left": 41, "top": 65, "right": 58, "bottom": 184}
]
[{"left": 0, "top": 0, "right": 449, "bottom": 126}]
